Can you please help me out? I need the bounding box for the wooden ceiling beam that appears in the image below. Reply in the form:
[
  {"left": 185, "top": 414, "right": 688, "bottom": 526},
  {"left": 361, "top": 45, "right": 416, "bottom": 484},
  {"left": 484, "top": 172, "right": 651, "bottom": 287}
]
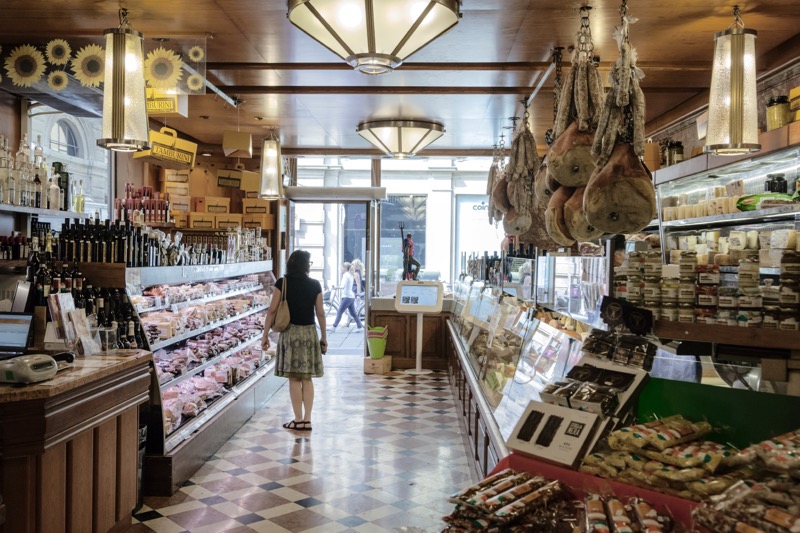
[
  {"left": 207, "top": 61, "right": 711, "bottom": 72},
  {"left": 221, "top": 85, "right": 706, "bottom": 95},
  {"left": 281, "top": 147, "right": 499, "bottom": 157}
]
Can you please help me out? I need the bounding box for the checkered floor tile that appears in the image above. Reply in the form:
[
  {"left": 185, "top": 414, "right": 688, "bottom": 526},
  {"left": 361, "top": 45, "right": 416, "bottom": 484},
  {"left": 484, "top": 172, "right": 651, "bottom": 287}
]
[{"left": 130, "top": 359, "right": 475, "bottom": 532}]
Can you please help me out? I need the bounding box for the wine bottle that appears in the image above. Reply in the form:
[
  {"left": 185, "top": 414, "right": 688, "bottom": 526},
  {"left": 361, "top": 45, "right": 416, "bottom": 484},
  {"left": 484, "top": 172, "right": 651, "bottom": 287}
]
[
  {"left": 71, "top": 263, "right": 83, "bottom": 295},
  {"left": 127, "top": 320, "right": 137, "bottom": 349},
  {"left": 32, "top": 170, "right": 42, "bottom": 209},
  {"left": 0, "top": 136, "right": 8, "bottom": 204},
  {"left": 26, "top": 235, "right": 40, "bottom": 285},
  {"left": 36, "top": 260, "right": 51, "bottom": 306},
  {"left": 73, "top": 179, "right": 85, "bottom": 213},
  {"left": 61, "top": 263, "right": 72, "bottom": 293}
]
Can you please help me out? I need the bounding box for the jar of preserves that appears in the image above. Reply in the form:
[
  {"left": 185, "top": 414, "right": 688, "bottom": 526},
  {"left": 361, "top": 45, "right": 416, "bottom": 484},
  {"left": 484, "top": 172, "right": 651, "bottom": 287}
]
[
  {"left": 696, "top": 284, "right": 718, "bottom": 307},
  {"left": 717, "top": 309, "right": 738, "bottom": 326},
  {"left": 695, "top": 307, "right": 717, "bottom": 323},
  {"left": 614, "top": 275, "right": 628, "bottom": 300},
  {"left": 643, "top": 301, "right": 661, "bottom": 320},
  {"left": 738, "top": 287, "right": 763, "bottom": 309},
  {"left": 661, "top": 303, "right": 678, "bottom": 322},
  {"left": 737, "top": 310, "right": 763, "bottom": 328},
  {"left": 627, "top": 252, "right": 644, "bottom": 276},
  {"left": 718, "top": 287, "right": 739, "bottom": 308},
  {"left": 678, "top": 277, "right": 696, "bottom": 303},
  {"left": 644, "top": 252, "right": 662, "bottom": 277},
  {"left": 763, "top": 307, "right": 781, "bottom": 329},
  {"left": 738, "top": 260, "right": 760, "bottom": 287},
  {"left": 781, "top": 251, "right": 800, "bottom": 276},
  {"left": 661, "top": 276, "right": 679, "bottom": 303},
  {"left": 643, "top": 277, "right": 662, "bottom": 301},
  {"left": 678, "top": 303, "right": 695, "bottom": 323},
  {"left": 679, "top": 252, "right": 698, "bottom": 277},
  {"left": 779, "top": 310, "right": 800, "bottom": 331},
  {"left": 696, "top": 264, "right": 720, "bottom": 285},
  {"left": 766, "top": 96, "right": 791, "bottom": 131},
  {"left": 626, "top": 276, "right": 643, "bottom": 300},
  {"left": 779, "top": 279, "right": 800, "bottom": 307}
]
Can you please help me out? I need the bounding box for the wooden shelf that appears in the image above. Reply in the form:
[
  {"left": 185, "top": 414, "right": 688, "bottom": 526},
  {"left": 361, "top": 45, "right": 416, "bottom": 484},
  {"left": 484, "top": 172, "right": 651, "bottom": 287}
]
[
  {"left": 0, "top": 260, "right": 26, "bottom": 268},
  {"left": 0, "top": 204, "right": 88, "bottom": 219},
  {"left": 653, "top": 320, "right": 800, "bottom": 351}
]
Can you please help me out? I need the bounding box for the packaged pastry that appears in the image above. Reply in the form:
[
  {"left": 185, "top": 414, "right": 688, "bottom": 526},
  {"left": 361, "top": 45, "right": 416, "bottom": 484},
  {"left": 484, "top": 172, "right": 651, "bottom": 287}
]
[
  {"left": 570, "top": 382, "right": 620, "bottom": 416},
  {"left": 632, "top": 498, "right": 670, "bottom": 532},
  {"left": 643, "top": 417, "right": 713, "bottom": 451},
  {"left": 463, "top": 472, "right": 534, "bottom": 508},
  {"left": 693, "top": 505, "right": 767, "bottom": 533},
  {"left": 608, "top": 415, "right": 684, "bottom": 450},
  {"left": 482, "top": 476, "right": 550, "bottom": 513},
  {"left": 491, "top": 480, "right": 566, "bottom": 523},
  {"left": 645, "top": 463, "right": 707, "bottom": 482},
  {"left": 585, "top": 495, "right": 610, "bottom": 533},
  {"left": 448, "top": 468, "right": 518, "bottom": 504},
  {"left": 619, "top": 469, "right": 670, "bottom": 489},
  {"left": 607, "top": 498, "right": 634, "bottom": 533},
  {"left": 643, "top": 440, "right": 746, "bottom": 472}
]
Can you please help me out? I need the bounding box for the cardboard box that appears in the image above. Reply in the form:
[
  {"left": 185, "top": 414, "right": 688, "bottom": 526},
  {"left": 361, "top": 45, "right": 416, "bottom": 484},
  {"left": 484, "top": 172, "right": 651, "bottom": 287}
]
[
  {"left": 242, "top": 198, "right": 271, "bottom": 215},
  {"left": 790, "top": 121, "right": 800, "bottom": 146},
  {"left": 188, "top": 212, "right": 216, "bottom": 229},
  {"left": 164, "top": 168, "right": 190, "bottom": 183},
  {"left": 643, "top": 143, "right": 661, "bottom": 171},
  {"left": 242, "top": 214, "right": 276, "bottom": 231},
  {"left": 216, "top": 165, "right": 259, "bottom": 190},
  {"left": 133, "top": 127, "right": 197, "bottom": 169},
  {"left": 169, "top": 195, "right": 191, "bottom": 213},
  {"left": 364, "top": 356, "right": 392, "bottom": 374},
  {"left": 216, "top": 213, "right": 243, "bottom": 229},
  {"left": 172, "top": 212, "right": 188, "bottom": 229},
  {"left": 146, "top": 89, "right": 189, "bottom": 118},
  {"left": 790, "top": 86, "right": 800, "bottom": 111},
  {"left": 162, "top": 182, "right": 190, "bottom": 197},
  {"left": 192, "top": 196, "right": 231, "bottom": 214},
  {"left": 506, "top": 400, "right": 600, "bottom": 468}
]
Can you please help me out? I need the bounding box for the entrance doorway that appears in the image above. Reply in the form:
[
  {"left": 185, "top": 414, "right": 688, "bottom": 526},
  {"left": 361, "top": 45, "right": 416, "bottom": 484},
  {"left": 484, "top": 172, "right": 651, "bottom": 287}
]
[{"left": 286, "top": 190, "right": 381, "bottom": 359}]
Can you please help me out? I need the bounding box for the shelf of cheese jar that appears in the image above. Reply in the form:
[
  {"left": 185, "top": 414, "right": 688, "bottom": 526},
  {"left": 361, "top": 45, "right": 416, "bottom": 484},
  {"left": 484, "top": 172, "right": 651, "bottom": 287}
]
[{"left": 653, "top": 320, "right": 800, "bottom": 350}]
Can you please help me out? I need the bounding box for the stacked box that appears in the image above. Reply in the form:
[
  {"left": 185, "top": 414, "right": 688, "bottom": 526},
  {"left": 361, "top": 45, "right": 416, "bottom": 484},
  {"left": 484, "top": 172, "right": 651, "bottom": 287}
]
[
  {"left": 216, "top": 214, "right": 243, "bottom": 229},
  {"left": 242, "top": 214, "right": 275, "bottom": 230},
  {"left": 188, "top": 212, "right": 216, "bottom": 229},
  {"left": 242, "top": 198, "right": 271, "bottom": 215}
]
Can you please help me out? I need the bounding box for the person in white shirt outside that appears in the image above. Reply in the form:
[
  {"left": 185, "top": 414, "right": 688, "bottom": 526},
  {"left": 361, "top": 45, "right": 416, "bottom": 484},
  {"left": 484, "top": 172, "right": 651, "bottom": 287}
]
[{"left": 328, "top": 262, "right": 363, "bottom": 332}]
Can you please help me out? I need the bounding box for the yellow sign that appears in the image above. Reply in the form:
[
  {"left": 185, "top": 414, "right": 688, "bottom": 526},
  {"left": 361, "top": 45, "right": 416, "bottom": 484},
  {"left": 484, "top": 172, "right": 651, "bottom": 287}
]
[
  {"left": 145, "top": 89, "right": 188, "bottom": 117},
  {"left": 134, "top": 127, "right": 197, "bottom": 169}
]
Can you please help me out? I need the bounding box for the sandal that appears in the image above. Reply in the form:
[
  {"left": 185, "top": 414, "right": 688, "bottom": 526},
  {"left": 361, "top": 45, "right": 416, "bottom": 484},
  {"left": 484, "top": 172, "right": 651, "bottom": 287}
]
[
  {"left": 301, "top": 421, "right": 312, "bottom": 431},
  {"left": 283, "top": 420, "right": 304, "bottom": 430}
]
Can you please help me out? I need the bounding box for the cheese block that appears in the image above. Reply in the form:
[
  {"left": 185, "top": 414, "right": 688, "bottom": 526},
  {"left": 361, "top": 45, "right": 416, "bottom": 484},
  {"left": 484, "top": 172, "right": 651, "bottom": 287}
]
[
  {"left": 714, "top": 254, "right": 733, "bottom": 266},
  {"left": 760, "top": 231, "right": 773, "bottom": 249},
  {"left": 725, "top": 179, "right": 745, "bottom": 197},
  {"left": 670, "top": 249, "right": 683, "bottom": 264},
  {"left": 706, "top": 230, "right": 720, "bottom": 243},
  {"left": 760, "top": 249, "right": 786, "bottom": 268},
  {"left": 718, "top": 237, "right": 729, "bottom": 254},
  {"left": 770, "top": 229, "right": 797, "bottom": 250},
  {"left": 730, "top": 249, "right": 759, "bottom": 263},
  {"left": 746, "top": 231, "right": 760, "bottom": 250},
  {"left": 678, "top": 236, "right": 698, "bottom": 251},
  {"left": 729, "top": 231, "right": 747, "bottom": 251}
]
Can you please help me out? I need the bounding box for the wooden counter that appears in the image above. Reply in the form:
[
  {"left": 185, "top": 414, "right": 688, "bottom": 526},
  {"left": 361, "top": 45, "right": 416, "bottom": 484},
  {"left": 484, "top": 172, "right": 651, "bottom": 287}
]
[{"left": 0, "top": 349, "right": 152, "bottom": 533}]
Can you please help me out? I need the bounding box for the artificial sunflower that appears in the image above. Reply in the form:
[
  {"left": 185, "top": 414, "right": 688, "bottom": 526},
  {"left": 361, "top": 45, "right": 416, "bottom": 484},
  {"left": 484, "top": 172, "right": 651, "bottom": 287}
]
[
  {"left": 145, "top": 47, "right": 183, "bottom": 89},
  {"left": 187, "top": 45, "right": 204, "bottom": 63},
  {"left": 46, "top": 39, "right": 72, "bottom": 65},
  {"left": 72, "top": 44, "right": 105, "bottom": 87},
  {"left": 186, "top": 73, "right": 204, "bottom": 92},
  {"left": 4, "top": 44, "right": 46, "bottom": 88},
  {"left": 47, "top": 71, "right": 69, "bottom": 92}
]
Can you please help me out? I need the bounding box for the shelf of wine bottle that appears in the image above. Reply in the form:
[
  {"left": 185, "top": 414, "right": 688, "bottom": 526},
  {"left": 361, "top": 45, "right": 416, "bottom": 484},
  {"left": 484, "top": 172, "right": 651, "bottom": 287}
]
[
  {"left": 0, "top": 259, "right": 27, "bottom": 268},
  {"left": 0, "top": 204, "right": 88, "bottom": 219}
]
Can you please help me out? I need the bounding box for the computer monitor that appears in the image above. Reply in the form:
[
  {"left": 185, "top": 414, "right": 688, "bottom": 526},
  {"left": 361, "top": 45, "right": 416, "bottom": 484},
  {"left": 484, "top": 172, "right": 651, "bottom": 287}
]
[{"left": 0, "top": 312, "right": 34, "bottom": 358}]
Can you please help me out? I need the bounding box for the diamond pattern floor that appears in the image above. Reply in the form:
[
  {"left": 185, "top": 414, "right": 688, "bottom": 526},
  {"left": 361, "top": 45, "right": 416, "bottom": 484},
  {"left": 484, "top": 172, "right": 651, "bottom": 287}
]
[{"left": 129, "top": 359, "right": 475, "bottom": 532}]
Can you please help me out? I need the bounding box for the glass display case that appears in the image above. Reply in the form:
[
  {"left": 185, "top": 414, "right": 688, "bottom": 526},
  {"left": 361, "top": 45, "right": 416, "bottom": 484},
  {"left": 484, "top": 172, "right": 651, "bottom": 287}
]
[{"left": 535, "top": 254, "right": 611, "bottom": 330}]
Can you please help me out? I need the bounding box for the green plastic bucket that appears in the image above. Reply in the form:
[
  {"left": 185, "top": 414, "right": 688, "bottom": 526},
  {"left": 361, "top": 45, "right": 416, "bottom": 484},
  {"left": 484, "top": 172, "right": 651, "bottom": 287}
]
[{"left": 366, "top": 326, "right": 388, "bottom": 359}]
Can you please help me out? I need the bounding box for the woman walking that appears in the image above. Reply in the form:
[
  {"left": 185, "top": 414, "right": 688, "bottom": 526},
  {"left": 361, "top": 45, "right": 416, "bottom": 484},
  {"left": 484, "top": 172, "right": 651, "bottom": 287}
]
[
  {"left": 328, "top": 261, "right": 363, "bottom": 332},
  {"left": 262, "top": 250, "right": 327, "bottom": 431}
]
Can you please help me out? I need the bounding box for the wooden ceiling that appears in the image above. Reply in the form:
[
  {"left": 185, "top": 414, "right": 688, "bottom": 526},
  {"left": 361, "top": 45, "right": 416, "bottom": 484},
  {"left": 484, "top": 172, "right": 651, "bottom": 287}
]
[{"left": 0, "top": 0, "right": 798, "bottom": 156}]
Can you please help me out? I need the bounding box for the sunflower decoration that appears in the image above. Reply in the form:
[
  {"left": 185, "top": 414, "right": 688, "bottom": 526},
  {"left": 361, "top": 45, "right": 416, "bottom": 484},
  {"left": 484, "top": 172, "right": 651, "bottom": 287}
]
[
  {"left": 187, "top": 46, "right": 204, "bottom": 63},
  {"left": 186, "top": 74, "right": 204, "bottom": 92},
  {"left": 145, "top": 47, "right": 183, "bottom": 89},
  {"left": 4, "top": 44, "right": 46, "bottom": 88},
  {"left": 47, "top": 71, "right": 69, "bottom": 92},
  {"left": 46, "top": 39, "right": 72, "bottom": 66},
  {"left": 72, "top": 44, "right": 105, "bottom": 87}
]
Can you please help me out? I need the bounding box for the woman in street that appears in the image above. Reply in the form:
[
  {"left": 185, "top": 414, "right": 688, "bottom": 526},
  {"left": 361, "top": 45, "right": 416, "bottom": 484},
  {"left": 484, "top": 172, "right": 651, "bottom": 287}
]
[
  {"left": 262, "top": 250, "right": 326, "bottom": 431},
  {"left": 328, "top": 261, "right": 363, "bottom": 332}
]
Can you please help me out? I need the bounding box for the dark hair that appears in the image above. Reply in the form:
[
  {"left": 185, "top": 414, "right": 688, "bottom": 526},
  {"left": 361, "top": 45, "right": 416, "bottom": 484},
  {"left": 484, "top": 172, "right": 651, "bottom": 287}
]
[
  {"left": 406, "top": 233, "right": 412, "bottom": 238},
  {"left": 286, "top": 250, "right": 311, "bottom": 277}
]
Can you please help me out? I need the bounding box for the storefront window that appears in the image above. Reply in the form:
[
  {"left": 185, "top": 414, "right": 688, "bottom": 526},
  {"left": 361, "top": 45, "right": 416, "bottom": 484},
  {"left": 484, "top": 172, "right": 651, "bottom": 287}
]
[{"left": 379, "top": 194, "right": 427, "bottom": 291}]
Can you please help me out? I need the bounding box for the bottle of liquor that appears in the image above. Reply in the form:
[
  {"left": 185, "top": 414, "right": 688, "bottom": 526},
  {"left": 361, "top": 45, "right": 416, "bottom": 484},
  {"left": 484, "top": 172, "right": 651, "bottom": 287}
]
[
  {"left": 71, "top": 263, "right": 83, "bottom": 296},
  {"left": 127, "top": 320, "right": 137, "bottom": 349},
  {"left": 36, "top": 258, "right": 51, "bottom": 306},
  {"left": 26, "top": 235, "right": 40, "bottom": 287},
  {"left": 48, "top": 172, "right": 60, "bottom": 211},
  {"left": 73, "top": 179, "right": 85, "bottom": 213},
  {"left": 33, "top": 134, "right": 43, "bottom": 166},
  {"left": 0, "top": 135, "right": 8, "bottom": 204},
  {"left": 95, "top": 295, "right": 107, "bottom": 328},
  {"left": 32, "top": 170, "right": 42, "bottom": 209},
  {"left": 55, "top": 163, "right": 70, "bottom": 212},
  {"left": 133, "top": 318, "right": 145, "bottom": 349},
  {"left": 61, "top": 263, "right": 72, "bottom": 294}
]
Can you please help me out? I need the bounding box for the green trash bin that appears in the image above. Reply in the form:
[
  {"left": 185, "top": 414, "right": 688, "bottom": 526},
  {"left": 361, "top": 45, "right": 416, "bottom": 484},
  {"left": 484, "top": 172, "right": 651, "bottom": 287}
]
[{"left": 366, "top": 326, "right": 388, "bottom": 359}]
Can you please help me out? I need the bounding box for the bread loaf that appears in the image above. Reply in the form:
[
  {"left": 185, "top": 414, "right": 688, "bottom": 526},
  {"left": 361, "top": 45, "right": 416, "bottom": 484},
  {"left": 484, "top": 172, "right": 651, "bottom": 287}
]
[
  {"left": 547, "top": 121, "right": 597, "bottom": 187},
  {"left": 583, "top": 143, "right": 657, "bottom": 234},
  {"left": 564, "top": 187, "right": 604, "bottom": 241},
  {"left": 545, "top": 186, "right": 577, "bottom": 246}
]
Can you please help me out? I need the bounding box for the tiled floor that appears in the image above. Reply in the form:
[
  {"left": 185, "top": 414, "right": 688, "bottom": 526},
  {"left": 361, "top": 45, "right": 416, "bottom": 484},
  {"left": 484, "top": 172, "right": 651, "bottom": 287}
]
[{"left": 130, "top": 353, "right": 476, "bottom": 533}]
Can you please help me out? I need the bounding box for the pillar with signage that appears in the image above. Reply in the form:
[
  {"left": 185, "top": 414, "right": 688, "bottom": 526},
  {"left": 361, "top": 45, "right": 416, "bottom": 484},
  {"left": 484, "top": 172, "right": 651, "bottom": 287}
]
[{"left": 393, "top": 280, "right": 444, "bottom": 375}]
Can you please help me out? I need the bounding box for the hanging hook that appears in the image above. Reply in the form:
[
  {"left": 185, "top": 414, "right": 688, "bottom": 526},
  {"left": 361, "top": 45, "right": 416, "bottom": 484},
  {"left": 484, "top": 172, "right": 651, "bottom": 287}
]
[{"left": 118, "top": 8, "right": 130, "bottom": 27}]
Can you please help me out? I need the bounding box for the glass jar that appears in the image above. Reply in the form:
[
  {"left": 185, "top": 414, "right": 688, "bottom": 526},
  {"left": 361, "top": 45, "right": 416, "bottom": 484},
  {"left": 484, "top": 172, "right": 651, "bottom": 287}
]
[
  {"left": 781, "top": 252, "right": 800, "bottom": 276},
  {"left": 779, "top": 279, "right": 800, "bottom": 307},
  {"left": 696, "top": 264, "right": 720, "bottom": 285},
  {"left": 614, "top": 275, "right": 628, "bottom": 300},
  {"left": 766, "top": 95, "right": 791, "bottom": 131},
  {"left": 627, "top": 252, "right": 644, "bottom": 276},
  {"left": 626, "top": 276, "right": 644, "bottom": 304},
  {"left": 717, "top": 309, "right": 738, "bottom": 326},
  {"left": 643, "top": 301, "right": 661, "bottom": 320},
  {"left": 738, "top": 287, "right": 763, "bottom": 309},
  {"left": 696, "top": 285, "right": 718, "bottom": 307},
  {"left": 679, "top": 252, "right": 698, "bottom": 277},
  {"left": 661, "top": 276, "right": 679, "bottom": 303},
  {"left": 737, "top": 310, "right": 763, "bottom": 328},
  {"left": 738, "top": 260, "right": 760, "bottom": 287},
  {"left": 718, "top": 287, "right": 739, "bottom": 308},
  {"left": 668, "top": 141, "right": 685, "bottom": 165},
  {"left": 695, "top": 307, "right": 717, "bottom": 323},
  {"left": 678, "top": 277, "right": 697, "bottom": 303},
  {"left": 763, "top": 307, "right": 781, "bottom": 329},
  {"left": 643, "top": 251, "right": 662, "bottom": 277},
  {"left": 661, "top": 303, "right": 678, "bottom": 322},
  {"left": 643, "top": 277, "right": 662, "bottom": 301},
  {"left": 779, "top": 310, "right": 800, "bottom": 331},
  {"left": 678, "top": 303, "right": 695, "bottom": 323}
]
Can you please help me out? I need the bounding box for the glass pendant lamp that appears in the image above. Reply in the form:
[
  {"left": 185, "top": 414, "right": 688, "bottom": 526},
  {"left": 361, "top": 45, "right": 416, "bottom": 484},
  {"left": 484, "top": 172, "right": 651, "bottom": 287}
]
[
  {"left": 357, "top": 119, "right": 445, "bottom": 159},
  {"left": 259, "top": 134, "right": 283, "bottom": 199}
]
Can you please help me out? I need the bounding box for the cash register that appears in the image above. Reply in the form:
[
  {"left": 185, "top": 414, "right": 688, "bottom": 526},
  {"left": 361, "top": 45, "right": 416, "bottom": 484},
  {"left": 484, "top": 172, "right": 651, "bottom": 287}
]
[{"left": 0, "top": 312, "right": 61, "bottom": 384}]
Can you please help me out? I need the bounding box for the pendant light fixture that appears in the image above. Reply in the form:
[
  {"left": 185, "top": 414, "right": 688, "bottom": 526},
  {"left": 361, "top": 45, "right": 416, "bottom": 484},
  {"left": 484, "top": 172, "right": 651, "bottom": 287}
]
[
  {"left": 287, "top": 0, "right": 461, "bottom": 75},
  {"left": 259, "top": 131, "right": 284, "bottom": 199},
  {"left": 357, "top": 120, "right": 445, "bottom": 159},
  {"left": 97, "top": 8, "right": 150, "bottom": 152},
  {"left": 704, "top": 5, "right": 760, "bottom": 156}
]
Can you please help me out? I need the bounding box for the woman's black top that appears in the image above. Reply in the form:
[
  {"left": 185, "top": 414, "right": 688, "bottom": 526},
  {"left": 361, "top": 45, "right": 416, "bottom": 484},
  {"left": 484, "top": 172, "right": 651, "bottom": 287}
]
[{"left": 276, "top": 275, "right": 321, "bottom": 326}]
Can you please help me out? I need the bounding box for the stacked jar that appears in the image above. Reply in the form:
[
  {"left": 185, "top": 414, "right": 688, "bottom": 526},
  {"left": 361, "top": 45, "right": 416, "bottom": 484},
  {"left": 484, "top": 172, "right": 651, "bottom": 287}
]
[
  {"left": 737, "top": 259, "right": 763, "bottom": 327},
  {"left": 626, "top": 252, "right": 645, "bottom": 306},
  {"left": 695, "top": 264, "right": 720, "bottom": 323},
  {"left": 660, "top": 264, "right": 679, "bottom": 321},
  {"left": 677, "top": 252, "right": 698, "bottom": 323},
  {"left": 642, "top": 251, "right": 662, "bottom": 319},
  {"left": 779, "top": 252, "right": 800, "bottom": 330}
]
